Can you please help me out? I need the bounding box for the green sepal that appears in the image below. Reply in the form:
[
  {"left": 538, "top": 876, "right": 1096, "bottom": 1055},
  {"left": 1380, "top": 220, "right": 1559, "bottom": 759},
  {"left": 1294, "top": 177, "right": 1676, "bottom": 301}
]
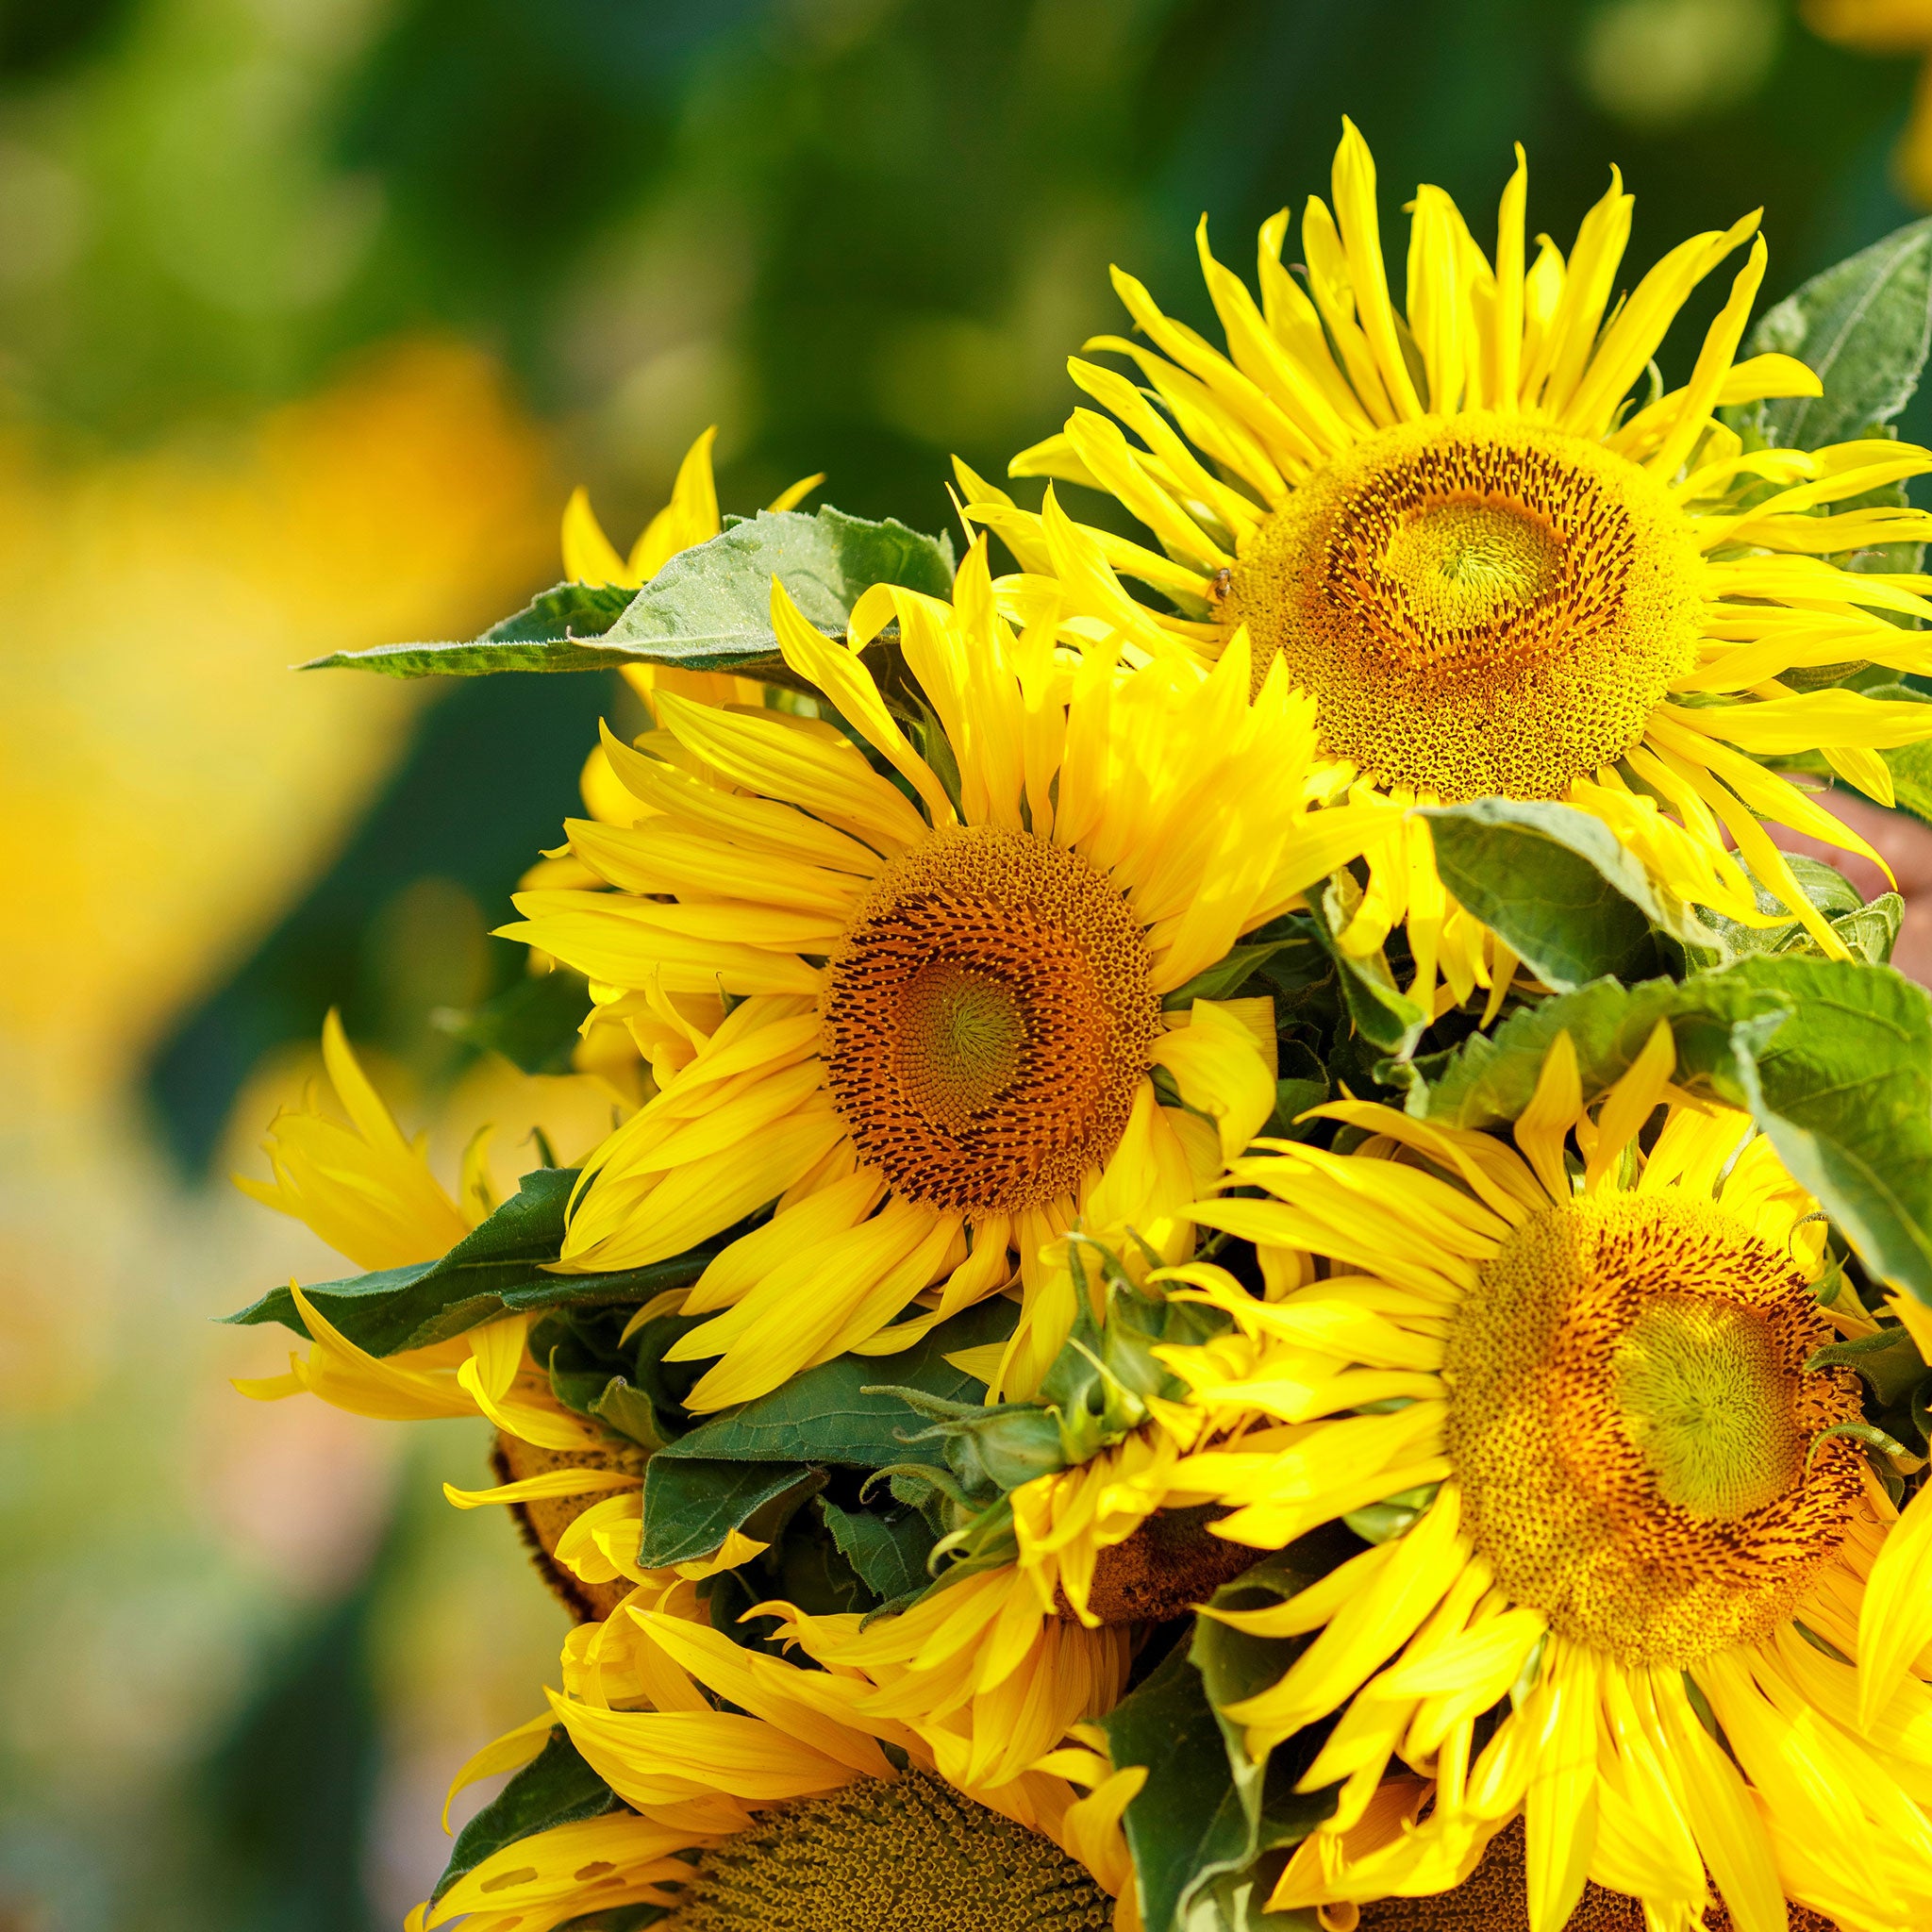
[
  {"left": 588, "top": 1377, "right": 667, "bottom": 1452},
  {"left": 1162, "top": 938, "right": 1297, "bottom": 1009},
  {"left": 434, "top": 969, "right": 595, "bottom": 1075},
  {"left": 1688, "top": 854, "right": 1901, "bottom": 971},
  {"left": 431, "top": 1727, "right": 622, "bottom": 1906},
  {"left": 224, "top": 1168, "right": 710, "bottom": 1356},
  {"left": 306, "top": 508, "right": 955, "bottom": 678},
  {"left": 1419, "top": 799, "right": 1700, "bottom": 990},
  {"left": 1725, "top": 217, "right": 1932, "bottom": 452},
  {"left": 1806, "top": 1324, "right": 1929, "bottom": 1407},
  {"left": 1307, "top": 874, "right": 1427, "bottom": 1057}
]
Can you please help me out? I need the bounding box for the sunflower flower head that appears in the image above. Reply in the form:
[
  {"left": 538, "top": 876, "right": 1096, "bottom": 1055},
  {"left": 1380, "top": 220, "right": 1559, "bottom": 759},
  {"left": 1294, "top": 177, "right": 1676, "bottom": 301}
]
[
  {"left": 416, "top": 1553, "right": 1144, "bottom": 1932},
  {"left": 502, "top": 541, "right": 1397, "bottom": 1411},
  {"left": 967, "top": 119, "right": 1932, "bottom": 978},
  {"left": 1148, "top": 1026, "right": 1932, "bottom": 1932}
]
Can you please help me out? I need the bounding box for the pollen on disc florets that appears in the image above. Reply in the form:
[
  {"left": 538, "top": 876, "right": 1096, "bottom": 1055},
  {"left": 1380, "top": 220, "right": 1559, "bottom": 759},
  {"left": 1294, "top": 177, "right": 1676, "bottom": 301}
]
[
  {"left": 820, "top": 824, "right": 1159, "bottom": 1216},
  {"left": 661, "top": 1770, "right": 1113, "bottom": 1932},
  {"left": 1442, "top": 1191, "right": 1862, "bottom": 1669},
  {"left": 1227, "top": 411, "right": 1703, "bottom": 800}
]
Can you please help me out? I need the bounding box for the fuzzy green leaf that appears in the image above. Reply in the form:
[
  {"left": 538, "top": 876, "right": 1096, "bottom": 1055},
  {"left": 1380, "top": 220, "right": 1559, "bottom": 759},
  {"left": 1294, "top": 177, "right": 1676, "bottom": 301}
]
[
  {"left": 1412, "top": 959, "right": 1932, "bottom": 1306},
  {"left": 1420, "top": 800, "right": 1696, "bottom": 991},
  {"left": 1720, "top": 956, "right": 1932, "bottom": 1307},
  {"left": 307, "top": 508, "right": 955, "bottom": 678},
  {"left": 225, "top": 1168, "right": 709, "bottom": 1355},
  {"left": 304, "top": 580, "right": 638, "bottom": 676},
  {"left": 1735, "top": 218, "right": 1932, "bottom": 451},
  {"left": 432, "top": 1728, "right": 621, "bottom": 1905}
]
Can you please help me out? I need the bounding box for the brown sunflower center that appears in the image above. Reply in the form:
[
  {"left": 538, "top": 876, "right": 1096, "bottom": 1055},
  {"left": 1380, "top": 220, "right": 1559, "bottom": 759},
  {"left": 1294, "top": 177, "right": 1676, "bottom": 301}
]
[
  {"left": 1226, "top": 412, "right": 1702, "bottom": 800},
  {"left": 1357, "top": 1816, "right": 1836, "bottom": 1928},
  {"left": 661, "top": 1769, "right": 1112, "bottom": 1932},
  {"left": 1442, "top": 1191, "right": 1861, "bottom": 1668},
  {"left": 820, "top": 825, "right": 1158, "bottom": 1215}
]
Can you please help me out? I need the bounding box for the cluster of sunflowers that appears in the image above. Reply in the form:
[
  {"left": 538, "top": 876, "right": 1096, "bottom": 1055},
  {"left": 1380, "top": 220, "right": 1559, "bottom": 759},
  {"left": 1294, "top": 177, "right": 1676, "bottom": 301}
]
[{"left": 232, "top": 125, "right": 1932, "bottom": 1932}]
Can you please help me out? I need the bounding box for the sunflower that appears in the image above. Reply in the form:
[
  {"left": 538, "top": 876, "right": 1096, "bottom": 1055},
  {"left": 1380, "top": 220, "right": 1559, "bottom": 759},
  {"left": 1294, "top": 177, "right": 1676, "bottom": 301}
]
[
  {"left": 411, "top": 1525, "right": 1143, "bottom": 1932},
  {"left": 1140, "top": 1027, "right": 1932, "bottom": 1932},
  {"left": 232, "top": 1011, "right": 602, "bottom": 1454},
  {"left": 772, "top": 1221, "right": 1308, "bottom": 1788},
  {"left": 962, "top": 120, "right": 1932, "bottom": 982},
  {"left": 501, "top": 544, "right": 1395, "bottom": 1410}
]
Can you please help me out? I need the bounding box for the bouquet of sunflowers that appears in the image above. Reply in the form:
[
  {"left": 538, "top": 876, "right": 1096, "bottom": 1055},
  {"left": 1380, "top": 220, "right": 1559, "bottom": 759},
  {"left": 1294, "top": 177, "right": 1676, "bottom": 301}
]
[{"left": 231, "top": 124, "right": 1932, "bottom": 1932}]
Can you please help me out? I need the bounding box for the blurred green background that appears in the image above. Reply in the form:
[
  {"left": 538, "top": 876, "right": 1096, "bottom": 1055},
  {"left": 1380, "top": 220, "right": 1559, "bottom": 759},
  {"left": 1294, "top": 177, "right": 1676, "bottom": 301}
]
[{"left": 1, "top": 1, "right": 1927, "bottom": 1926}]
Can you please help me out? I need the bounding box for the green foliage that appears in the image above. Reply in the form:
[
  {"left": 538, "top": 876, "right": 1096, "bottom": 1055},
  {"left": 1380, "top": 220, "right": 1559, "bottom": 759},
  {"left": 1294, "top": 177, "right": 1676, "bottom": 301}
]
[
  {"left": 1723, "top": 957, "right": 1932, "bottom": 1308},
  {"left": 304, "top": 580, "right": 638, "bottom": 676},
  {"left": 225, "top": 1169, "right": 710, "bottom": 1356},
  {"left": 305, "top": 508, "right": 956, "bottom": 678},
  {"left": 819, "top": 1495, "right": 935, "bottom": 1602},
  {"left": 1693, "top": 855, "right": 1901, "bottom": 969},
  {"left": 636, "top": 1300, "right": 1013, "bottom": 1570},
  {"left": 432, "top": 1728, "right": 621, "bottom": 1906},
  {"left": 639, "top": 1461, "right": 827, "bottom": 1572},
  {"left": 1411, "top": 958, "right": 1932, "bottom": 1305},
  {"left": 1098, "top": 1543, "right": 1343, "bottom": 1932},
  {"left": 652, "top": 1297, "right": 1013, "bottom": 1470},
  {"left": 1420, "top": 800, "right": 1694, "bottom": 990},
  {"left": 1730, "top": 217, "right": 1932, "bottom": 450},
  {"left": 433, "top": 969, "right": 594, "bottom": 1075}
]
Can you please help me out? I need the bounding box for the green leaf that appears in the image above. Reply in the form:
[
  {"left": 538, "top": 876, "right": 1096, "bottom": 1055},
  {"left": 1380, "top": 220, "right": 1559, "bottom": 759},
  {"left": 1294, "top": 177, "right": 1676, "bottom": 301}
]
[
  {"left": 434, "top": 970, "right": 594, "bottom": 1075},
  {"left": 307, "top": 508, "right": 956, "bottom": 678},
  {"left": 1412, "top": 959, "right": 1932, "bottom": 1306},
  {"left": 225, "top": 1168, "right": 710, "bottom": 1356},
  {"left": 1179, "top": 1873, "right": 1321, "bottom": 1932},
  {"left": 1407, "top": 975, "right": 1789, "bottom": 1133},
  {"left": 1419, "top": 800, "right": 1697, "bottom": 991},
  {"left": 305, "top": 579, "right": 638, "bottom": 676},
  {"left": 650, "top": 1297, "right": 1015, "bottom": 1469},
  {"left": 1101, "top": 1544, "right": 1341, "bottom": 1932},
  {"left": 432, "top": 1728, "right": 621, "bottom": 1905},
  {"left": 819, "top": 1495, "right": 935, "bottom": 1601},
  {"left": 1733, "top": 218, "right": 1932, "bottom": 451},
  {"left": 1686, "top": 853, "right": 1899, "bottom": 970},
  {"left": 638, "top": 1460, "right": 826, "bottom": 1571},
  {"left": 1099, "top": 1641, "right": 1254, "bottom": 1932},
  {"left": 1719, "top": 956, "right": 1932, "bottom": 1307}
]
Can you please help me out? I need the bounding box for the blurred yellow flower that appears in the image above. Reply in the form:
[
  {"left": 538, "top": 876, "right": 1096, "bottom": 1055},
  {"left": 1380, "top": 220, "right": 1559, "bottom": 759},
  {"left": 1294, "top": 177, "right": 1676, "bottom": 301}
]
[
  {"left": 1807, "top": 0, "right": 1932, "bottom": 202},
  {"left": 236, "top": 1008, "right": 480, "bottom": 1270}
]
